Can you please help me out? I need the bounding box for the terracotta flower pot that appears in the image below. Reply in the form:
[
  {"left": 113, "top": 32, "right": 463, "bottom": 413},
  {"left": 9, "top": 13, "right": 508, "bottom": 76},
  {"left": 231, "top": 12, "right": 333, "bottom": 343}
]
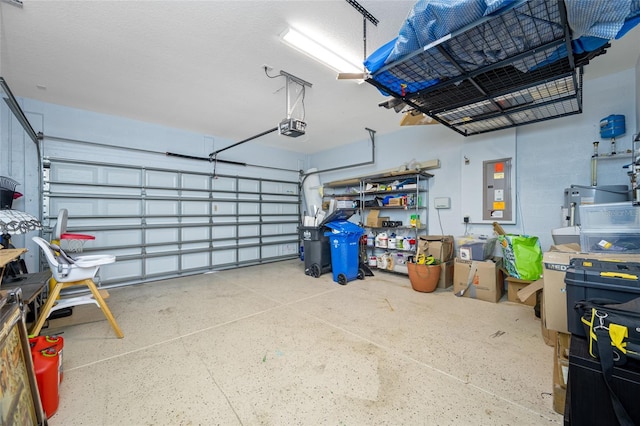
[{"left": 407, "top": 262, "right": 441, "bottom": 293}]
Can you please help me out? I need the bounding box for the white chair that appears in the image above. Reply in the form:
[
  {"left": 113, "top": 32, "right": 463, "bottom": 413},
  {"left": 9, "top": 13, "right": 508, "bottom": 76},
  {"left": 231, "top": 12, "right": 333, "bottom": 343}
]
[{"left": 30, "top": 236, "right": 124, "bottom": 338}]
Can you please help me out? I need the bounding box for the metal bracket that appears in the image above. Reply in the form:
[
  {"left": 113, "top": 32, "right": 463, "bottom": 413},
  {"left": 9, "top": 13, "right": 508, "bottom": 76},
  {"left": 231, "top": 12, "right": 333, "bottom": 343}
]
[
  {"left": 280, "top": 70, "right": 312, "bottom": 120},
  {"left": 346, "top": 0, "right": 378, "bottom": 26},
  {"left": 345, "top": 0, "right": 379, "bottom": 62}
]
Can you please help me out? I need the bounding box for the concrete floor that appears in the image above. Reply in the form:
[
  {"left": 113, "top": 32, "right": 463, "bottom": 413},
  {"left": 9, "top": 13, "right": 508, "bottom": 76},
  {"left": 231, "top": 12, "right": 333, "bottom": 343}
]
[{"left": 44, "top": 259, "right": 562, "bottom": 425}]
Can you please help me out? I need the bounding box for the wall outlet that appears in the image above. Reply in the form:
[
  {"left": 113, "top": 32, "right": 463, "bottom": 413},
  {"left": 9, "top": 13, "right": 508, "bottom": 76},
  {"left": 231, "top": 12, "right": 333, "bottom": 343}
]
[{"left": 434, "top": 197, "right": 451, "bottom": 209}]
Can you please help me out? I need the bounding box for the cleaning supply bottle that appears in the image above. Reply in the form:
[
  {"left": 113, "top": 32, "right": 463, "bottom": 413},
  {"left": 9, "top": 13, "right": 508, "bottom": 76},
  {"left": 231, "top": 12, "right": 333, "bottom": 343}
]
[
  {"left": 389, "top": 233, "right": 397, "bottom": 249},
  {"left": 367, "top": 231, "right": 375, "bottom": 247},
  {"left": 376, "top": 232, "right": 388, "bottom": 248}
]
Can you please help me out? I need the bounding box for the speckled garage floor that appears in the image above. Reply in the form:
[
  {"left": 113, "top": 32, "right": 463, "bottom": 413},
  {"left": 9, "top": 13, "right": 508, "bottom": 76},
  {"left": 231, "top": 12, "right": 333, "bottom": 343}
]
[{"left": 44, "top": 260, "right": 561, "bottom": 425}]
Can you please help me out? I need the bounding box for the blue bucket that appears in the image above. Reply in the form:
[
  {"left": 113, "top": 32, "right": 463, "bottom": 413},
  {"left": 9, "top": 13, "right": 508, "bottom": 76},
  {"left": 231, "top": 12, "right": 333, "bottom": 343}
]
[{"left": 600, "top": 114, "right": 625, "bottom": 139}]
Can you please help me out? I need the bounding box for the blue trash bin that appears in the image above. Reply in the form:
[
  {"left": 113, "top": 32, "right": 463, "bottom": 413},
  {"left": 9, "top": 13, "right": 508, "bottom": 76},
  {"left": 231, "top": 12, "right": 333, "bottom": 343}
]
[{"left": 324, "top": 220, "right": 365, "bottom": 285}]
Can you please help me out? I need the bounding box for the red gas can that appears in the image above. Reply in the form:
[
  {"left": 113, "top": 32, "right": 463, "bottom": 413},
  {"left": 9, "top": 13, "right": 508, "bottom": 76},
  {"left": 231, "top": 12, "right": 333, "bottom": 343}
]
[
  {"left": 33, "top": 347, "right": 60, "bottom": 418},
  {"left": 30, "top": 335, "right": 64, "bottom": 383}
]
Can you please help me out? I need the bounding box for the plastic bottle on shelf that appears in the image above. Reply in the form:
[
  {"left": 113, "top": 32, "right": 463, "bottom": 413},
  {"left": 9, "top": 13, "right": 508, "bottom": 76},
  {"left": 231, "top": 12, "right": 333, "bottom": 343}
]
[
  {"left": 378, "top": 253, "right": 388, "bottom": 269},
  {"left": 402, "top": 236, "right": 411, "bottom": 250},
  {"left": 376, "top": 233, "right": 388, "bottom": 248},
  {"left": 389, "top": 233, "right": 397, "bottom": 249}
]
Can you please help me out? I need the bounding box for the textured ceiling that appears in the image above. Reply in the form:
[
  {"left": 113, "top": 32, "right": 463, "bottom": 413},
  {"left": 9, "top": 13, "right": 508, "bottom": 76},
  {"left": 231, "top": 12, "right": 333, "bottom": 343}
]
[{"left": 1, "top": 0, "right": 639, "bottom": 154}]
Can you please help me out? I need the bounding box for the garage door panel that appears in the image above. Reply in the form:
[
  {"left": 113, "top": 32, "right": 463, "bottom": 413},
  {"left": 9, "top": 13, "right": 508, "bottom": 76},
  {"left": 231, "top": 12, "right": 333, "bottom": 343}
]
[
  {"left": 45, "top": 159, "right": 298, "bottom": 287},
  {"left": 238, "top": 203, "right": 259, "bottom": 215},
  {"left": 146, "top": 256, "right": 179, "bottom": 275},
  {"left": 212, "top": 202, "right": 236, "bottom": 215},
  {"left": 145, "top": 200, "right": 179, "bottom": 215},
  {"left": 238, "top": 224, "right": 259, "bottom": 237},
  {"left": 99, "top": 259, "right": 142, "bottom": 281},
  {"left": 51, "top": 164, "right": 99, "bottom": 184},
  {"left": 182, "top": 201, "right": 210, "bottom": 215},
  {"left": 212, "top": 177, "right": 236, "bottom": 191},
  {"left": 262, "top": 203, "right": 298, "bottom": 214},
  {"left": 239, "top": 246, "right": 259, "bottom": 262},
  {"left": 146, "top": 188, "right": 180, "bottom": 198},
  {"left": 213, "top": 250, "right": 236, "bottom": 265},
  {"left": 182, "top": 227, "right": 210, "bottom": 241},
  {"left": 145, "top": 170, "right": 178, "bottom": 187},
  {"left": 238, "top": 180, "right": 259, "bottom": 192},
  {"left": 145, "top": 228, "right": 179, "bottom": 244},
  {"left": 182, "top": 174, "right": 210, "bottom": 190},
  {"left": 181, "top": 252, "right": 210, "bottom": 270},
  {"left": 263, "top": 215, "right": 297, "bottom": 224}
]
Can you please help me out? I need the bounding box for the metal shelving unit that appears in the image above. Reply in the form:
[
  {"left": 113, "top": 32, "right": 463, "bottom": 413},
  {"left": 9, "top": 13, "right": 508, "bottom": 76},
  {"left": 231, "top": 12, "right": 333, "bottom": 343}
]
[{"left": 324, "top": 170, "right": 432, "bottom": 275}]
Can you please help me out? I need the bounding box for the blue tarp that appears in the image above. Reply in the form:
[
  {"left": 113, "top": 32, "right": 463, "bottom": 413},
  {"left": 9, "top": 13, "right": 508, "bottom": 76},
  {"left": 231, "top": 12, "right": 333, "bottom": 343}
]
[{"left": 366, "top": 0, "right": 640, "bottom": 94}]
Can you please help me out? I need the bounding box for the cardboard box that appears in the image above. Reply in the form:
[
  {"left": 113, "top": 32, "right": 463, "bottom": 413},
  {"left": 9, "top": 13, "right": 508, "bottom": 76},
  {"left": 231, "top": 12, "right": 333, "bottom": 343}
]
[
  {"left": 540, "top": 293, "right": 557, "bottom": 347},
  {"left": 453, "top": 258, "right": 503, "bottom": 303},
  {"left": 365, "top": 210, "right": 390, "bottom": 228},
  {"left": 542, "top": 243, "right": 640, "bottom": 334},
  {"left": 417, "top": 235, "right": 455, "bottom": 261},
  {"left": 365, "top": 210, "right": 380, "bottom": 227},
  {"left": 437, "top": 259, "right": 454, "bottom": 289},
  {"left": 552, "top": 332, "right": 570, "bottom": 415},
  {"left": 506, "top": 277, "right": 537, "bottom": 306},
  {"left": 387, "top": 197, "right": 403, "bottom": 206},
  {"left": 512, "top": 279, "right": 556, "bottom": 344}
]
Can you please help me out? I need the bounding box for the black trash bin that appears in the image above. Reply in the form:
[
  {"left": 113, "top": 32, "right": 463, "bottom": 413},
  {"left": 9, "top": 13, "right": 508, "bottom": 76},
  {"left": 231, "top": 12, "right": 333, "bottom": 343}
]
[
  {"left": 299, "top": 225, "right": 332, "bottom": 278},
  {"left": 299, "top": 209, "right": 356, "bottom": 278}
]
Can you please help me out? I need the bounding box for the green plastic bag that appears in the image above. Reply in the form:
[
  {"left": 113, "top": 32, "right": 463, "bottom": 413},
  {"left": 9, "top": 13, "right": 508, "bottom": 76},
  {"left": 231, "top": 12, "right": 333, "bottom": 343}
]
[{"left": 498, "top": 234, "right": 543, "bottom": 280}]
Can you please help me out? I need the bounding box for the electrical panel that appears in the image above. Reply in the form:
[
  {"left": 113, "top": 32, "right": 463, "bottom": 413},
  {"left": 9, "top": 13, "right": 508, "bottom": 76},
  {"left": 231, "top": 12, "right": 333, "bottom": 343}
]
[
  {"left": 434, "top": 197, "right": 451, "bottom": 209},
  {"left": 482, "top": 158, "right": 512, "bottom": 221}
]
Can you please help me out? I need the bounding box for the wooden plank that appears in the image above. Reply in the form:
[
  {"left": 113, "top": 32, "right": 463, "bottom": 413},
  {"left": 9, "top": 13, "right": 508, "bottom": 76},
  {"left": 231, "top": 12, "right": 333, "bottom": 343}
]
[
  {"left": 0, "top": 248, "right": 27, "bottom": 268},
  {"left": 325, "top": 166, "right": 437, "bottom": 188}
]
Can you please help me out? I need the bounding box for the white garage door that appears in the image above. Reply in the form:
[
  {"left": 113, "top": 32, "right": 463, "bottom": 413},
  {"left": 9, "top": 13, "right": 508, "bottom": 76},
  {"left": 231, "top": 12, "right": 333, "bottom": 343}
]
[{"left": 43, "top": 157, "right": 300, "bottom": 287}]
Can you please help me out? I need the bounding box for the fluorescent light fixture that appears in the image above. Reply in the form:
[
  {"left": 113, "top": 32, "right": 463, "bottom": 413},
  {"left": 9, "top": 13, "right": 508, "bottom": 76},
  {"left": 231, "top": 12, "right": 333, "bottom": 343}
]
[{"left": 281, "top": 28, "right": 362, "bottom": 74}]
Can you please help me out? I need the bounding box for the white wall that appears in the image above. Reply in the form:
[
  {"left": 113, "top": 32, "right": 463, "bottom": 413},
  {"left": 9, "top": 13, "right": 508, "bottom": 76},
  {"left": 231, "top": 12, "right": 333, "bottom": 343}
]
[
  {"left": 21, "top": 98, "right": 305, "bottom": 176},
  {"left": 309, "top": 68, "right": 637, "bottom": 252}
]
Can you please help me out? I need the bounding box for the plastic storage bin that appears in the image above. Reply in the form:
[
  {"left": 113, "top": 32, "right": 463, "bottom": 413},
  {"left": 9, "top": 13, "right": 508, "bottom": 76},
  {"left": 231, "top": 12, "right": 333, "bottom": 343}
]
[
  {"left": 580, "top": 231, "right": 640, "bottom": 253},
  {"left": 579, "top": 202, "right": 640, "bottom": 253},
  {"left": 459, "top": 239, "right": 496, "bottom": 260},
  {"left": 564, "top": 258, "right": 640, "bottom": 336},
  {"left": 579, "top": 202, "right": 639, "bottom": 230},
  {"left": 324, "top": 220, "right": 365, "bottom": 285}
]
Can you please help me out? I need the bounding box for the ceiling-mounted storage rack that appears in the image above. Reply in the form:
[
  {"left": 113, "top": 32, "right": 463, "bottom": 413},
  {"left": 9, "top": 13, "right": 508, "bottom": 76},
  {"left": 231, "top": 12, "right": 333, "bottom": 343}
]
[{"left": 365, "top": 0, "right": 616, "bottom": 136}]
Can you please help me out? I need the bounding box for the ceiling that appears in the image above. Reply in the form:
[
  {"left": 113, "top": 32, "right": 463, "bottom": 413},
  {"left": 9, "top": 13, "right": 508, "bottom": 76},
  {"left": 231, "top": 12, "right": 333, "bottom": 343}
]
[{"left": 1, "top": 1, "right": 639, "bottom": 154}]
